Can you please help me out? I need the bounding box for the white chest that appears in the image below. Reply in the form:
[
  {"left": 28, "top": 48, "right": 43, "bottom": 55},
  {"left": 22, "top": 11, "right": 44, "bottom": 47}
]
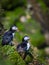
[
  {"left": 12, "top": 33, "right": 15, "bottom": 37},
  {"left": 27, "top": 43, "right": 30, "bottom": 50}
]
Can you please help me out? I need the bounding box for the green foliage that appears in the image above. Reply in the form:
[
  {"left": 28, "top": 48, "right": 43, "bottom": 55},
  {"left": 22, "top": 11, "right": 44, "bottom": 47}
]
[
  {"left": 1, "top": 0, "right": 26, "bottom": 10},
  {"left": 3, "top": 7, "right": 25, "bottom": 29},
  {"left": 0, "top": 6, "right": 5, "bottom": 17},
  {"left": 25, "top": 55, "right": 33, "bottom": 64},
  {"left": 0, "top": 45, "right": 26, "bottom": 65},
  {"left": 9, "top": 51, "right": 26, "bottom": 65},
  {"left": 17, "top": 22, "right": 26, "bottom": 32},
  {"left": 37, "top": 50, "right": 47, "bottom": 65},
  {"left": 31, "top": 33, "right": 45, "bottom": 47}
]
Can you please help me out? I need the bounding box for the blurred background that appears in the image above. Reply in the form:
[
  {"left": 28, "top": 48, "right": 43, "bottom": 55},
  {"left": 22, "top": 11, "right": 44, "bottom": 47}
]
[{"left": 0, "top": 0, "right": 49, "bottom": 65}]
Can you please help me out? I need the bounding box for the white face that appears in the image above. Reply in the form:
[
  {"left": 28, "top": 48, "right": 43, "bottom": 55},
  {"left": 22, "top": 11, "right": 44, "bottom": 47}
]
[
  {"left": 24, "top": 36, "right": 30, "bottom": 41},
  {"left": 12, "top": 26, "right": 18, "bottom": 31}
]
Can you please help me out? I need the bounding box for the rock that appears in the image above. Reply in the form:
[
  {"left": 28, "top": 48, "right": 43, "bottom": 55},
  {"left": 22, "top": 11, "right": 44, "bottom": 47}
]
[
  {"left": 20, "top": 16, "right": 27, "bottom": 23},
  {"left": 45, "top": 47, "right": 49, "bottom": 55},
  {"left": 44, "top": 32, "right": 49, "bottom": 45}
]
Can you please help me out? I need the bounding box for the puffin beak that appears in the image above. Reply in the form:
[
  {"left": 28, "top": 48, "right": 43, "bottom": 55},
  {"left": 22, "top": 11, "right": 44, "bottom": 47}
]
[{"left": 16, "top": 28, "right": 20, "bottom": 32}]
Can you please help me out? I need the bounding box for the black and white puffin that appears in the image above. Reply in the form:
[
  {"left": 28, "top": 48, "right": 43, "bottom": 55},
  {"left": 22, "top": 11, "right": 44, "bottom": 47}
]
[
  {"left": 2, "top": 26, "right": 18, "bottom": 46},
  {"left": 17, "top": 36, "right": 33, "bottom": 60},
  {"left": 17, "top": 35, "right": 30, "bottom": 52}
]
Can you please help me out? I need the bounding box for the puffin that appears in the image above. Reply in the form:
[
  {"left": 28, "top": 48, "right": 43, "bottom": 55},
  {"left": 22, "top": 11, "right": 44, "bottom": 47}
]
[
  {"left": 17, "top": 35, "right": 33, "bottom": 60},
  {"left": 17, "top": 35, "right": 30, "bottom": 52},
  {"left": 2, "top": 26, "right": 18, "bottom": 46}
]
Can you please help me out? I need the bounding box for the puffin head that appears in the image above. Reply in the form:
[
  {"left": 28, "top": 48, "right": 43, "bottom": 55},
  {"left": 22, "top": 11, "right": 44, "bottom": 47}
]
[
  {"left": 22, "top": 35, "right": 30, "bottom": 42},
  {"left": 10, "top": 26, "right": 19, "bottom": 32}
]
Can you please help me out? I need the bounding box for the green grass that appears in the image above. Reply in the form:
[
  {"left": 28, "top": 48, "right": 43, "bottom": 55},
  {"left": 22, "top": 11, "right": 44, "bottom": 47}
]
[
  {"left": 0, "top": 45, "right": 26, "bottom": 65},
  {"left": 3, "top": 7, "right": 25, "bottom": 29}
]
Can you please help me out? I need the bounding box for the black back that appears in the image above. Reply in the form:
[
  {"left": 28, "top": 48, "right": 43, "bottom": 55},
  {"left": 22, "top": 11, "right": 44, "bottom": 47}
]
[{"left": 2, "top": 31, "right": 13, "bottom": 45}]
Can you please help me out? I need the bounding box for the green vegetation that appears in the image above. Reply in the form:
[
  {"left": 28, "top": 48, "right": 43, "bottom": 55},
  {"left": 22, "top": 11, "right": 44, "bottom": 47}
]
[
  {"left": 1, "top": 0, "right": 26, "bottom": 10},
  {"left": 0, "top": 45, "right": 26, "bottom": 65}
]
